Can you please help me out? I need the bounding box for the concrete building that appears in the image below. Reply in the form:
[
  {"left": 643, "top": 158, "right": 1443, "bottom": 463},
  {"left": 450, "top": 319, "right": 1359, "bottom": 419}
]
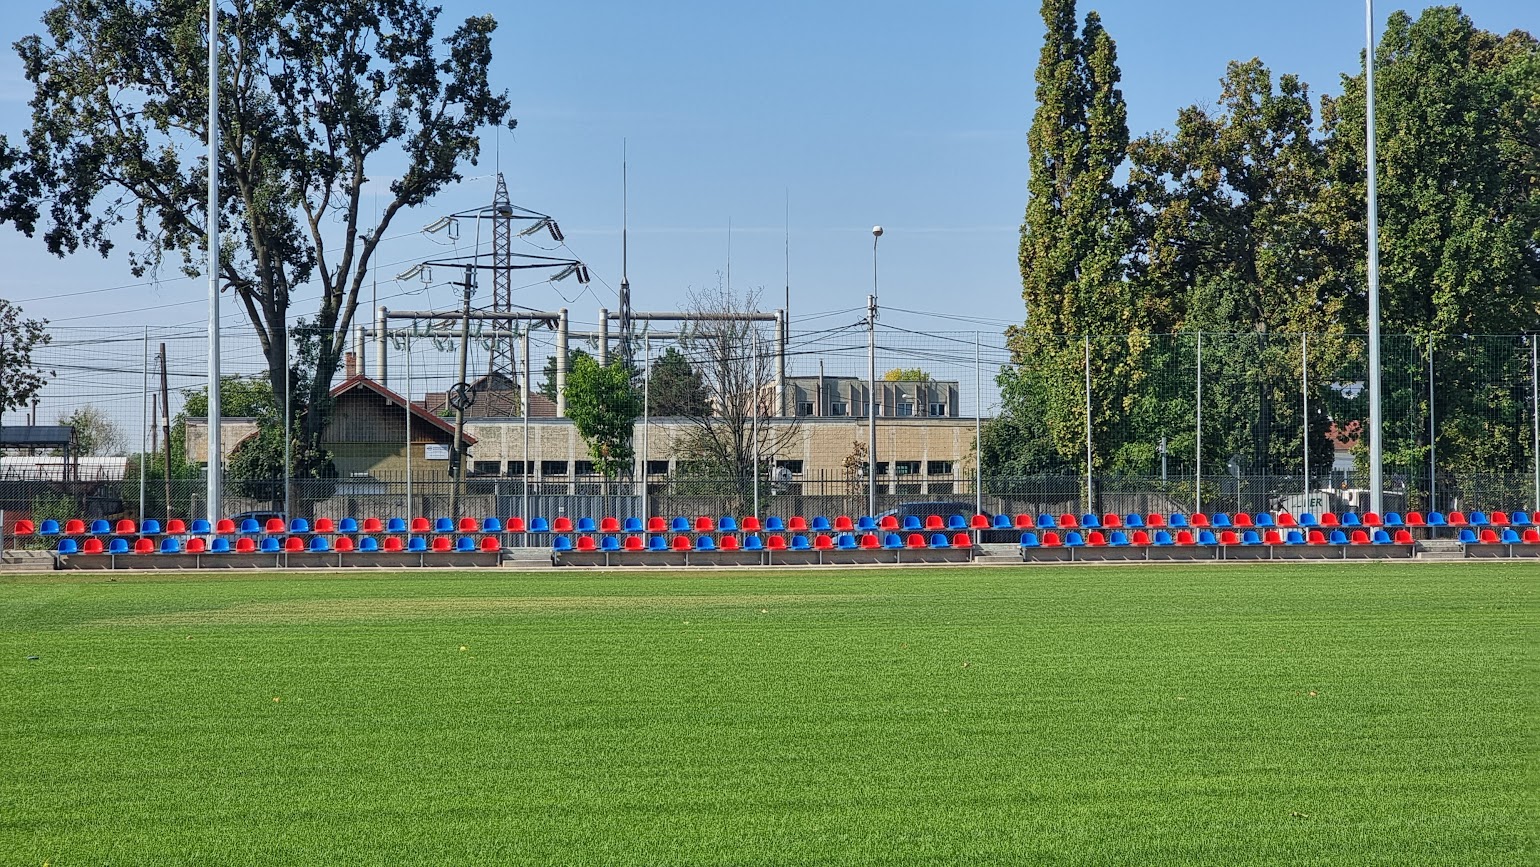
[{"left": 784, "top": 376, "right": 959, "bottom": 419}]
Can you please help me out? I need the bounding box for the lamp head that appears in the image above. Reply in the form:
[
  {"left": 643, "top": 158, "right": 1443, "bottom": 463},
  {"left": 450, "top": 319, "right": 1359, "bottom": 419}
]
[{"left": 872, "top": 225, "right": 883, "bottom": 238}]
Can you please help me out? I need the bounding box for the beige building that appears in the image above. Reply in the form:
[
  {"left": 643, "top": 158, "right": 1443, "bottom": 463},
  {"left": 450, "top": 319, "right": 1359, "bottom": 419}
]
[{"left": 784, "top": 375, "right": 959, "bottom": 419}]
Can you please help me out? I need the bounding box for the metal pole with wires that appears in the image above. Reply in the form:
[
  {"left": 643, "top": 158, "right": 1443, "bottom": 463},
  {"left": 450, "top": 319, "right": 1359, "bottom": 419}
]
[
  {"left": 404, "top": 332, "right": 413, "bottom": 524},
  {"left": 975, "top": 331, "right": 983, "bottom": 520},
  {"left": 1531, "top": 335, "right": 1538, "bottom": 511},
  {"left": 140, "top": 327, "right": 148, "bottom": 529},
  {"left": 1302, "top": 332, "right": 1310, "bottom": 506},
  {"left": 1084, "top": 335, "right": 1093, "bottom": 512},
  {"left": 206, "top": 0, "right": 222, "bottom": 524},
  {"left": 752, "top": 325, "right": 760, "bottom": 521},
  {"left": 868, "top": 226, "right": 882, "bottom": 519},
  {"left": 1366, "top": 0, "right": 1385, "bottom": 516},
  {"left": 1195, "top": 332, "right": 1204, "bottom": 514}
]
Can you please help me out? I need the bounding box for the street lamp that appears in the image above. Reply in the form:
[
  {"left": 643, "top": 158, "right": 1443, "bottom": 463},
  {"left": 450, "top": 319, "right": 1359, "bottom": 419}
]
[{"left": 868, "top": 225, "right": 882, "bottom": 519}]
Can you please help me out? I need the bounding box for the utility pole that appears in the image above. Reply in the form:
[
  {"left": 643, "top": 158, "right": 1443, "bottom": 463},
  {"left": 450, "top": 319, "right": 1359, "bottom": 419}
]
[
  {"left": 868, "top": 225, "right": 882, "bottom": 519},
  {"left": 449, "top": 265, "right": 475, "bottom": 516}
]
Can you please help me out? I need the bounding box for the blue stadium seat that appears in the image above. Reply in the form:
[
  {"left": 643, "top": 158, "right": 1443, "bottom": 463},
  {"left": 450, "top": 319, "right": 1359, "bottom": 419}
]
[
  {"left": 1427, "top": 511, "right": 1447, "bottom": 526},
  {"left": 529, "top": 517, "right": 550, "bottom": 533},
  {"left": 1500, "top": 528, "right": 1521, "bottom": 544},
  {"left": 357, "top": 537, "right": 379, "bottom": 552},
  {"left": 1371, "top": 529, "right": 1392, "bottom": 544},
  {"left": 56, "top": 538, "right": 77, "bottom": 554},
  {"left": 1328, "top": 530, "right": 1349, "bottom": 545},
  {"left": 90, "top": 519, "right": 111, "bottom": 534},
  {"left": 929, "top": 533, "right": 950, "bottom": 548},
  {"left": 1284, "top": 530, "right": 1305, "bottom": 545},
  {"left": 576, "top": 517, "right": 596, "bottom": 533},
  {"left": 1123, "top": 514, "right": 1144, "bottom": 528},
  {"left": 140, "top": 519, "right": 161, "bottom": 535},
  {"left": 1168, "top": 514, "right": 1189, "bottom": 529},
  {"left": 456, "top": 536, "right": 478, "bottom": 552},
  {"left": 336, "top": 517, "right": 358, "bottom": 533},
  {"left": 943, "top": 515, "right": 965, "bottom": 531},
  {"left": 718, "top": 516, "right": 739, "bottom": 532},
  {"left": 694, "top": 535, "right": 715, "bottom": 551},
  {"left": 1019, "top": 532, "right": 1040, "bottom": 548},
  {"left": 386, "top": 517, "right": 408, "bottom": 532},
  {"left": 1211, "top": 513, "right": 1232, "bottom": 528},
  {"left": 811, "top": 516, "right": 831, "bottom": 531},
  {"left": 1382, "top": 512, "right": 1404, "bottom": 527},
  {"left": 1079, "top": 513, "right": 1100, "bottom": 529},
  {"left": 1152, "top": 530, "right": 1174, "bottom": 546},
  {"left": 309, "top": 536, "right": 330, "bottom": 552},
  {"left": 40, "top": 519, "right": 61, "bottom": 535},
  {"left": 289, "top": 518, "right": 310, "bottom": 533},
  {"left": 552, "top": 537, "right": 572, "bottom": 552},
  {"left": 1468, "top": 511, "right": 1489, "bottom": 526},
  {"left": 239, "top": 518, "right": 260, "bottom": 534},
  {"left": 475, "top": 517, "right": 498, "bottom": 533},
  {"left": 1254, "top": 513, "right": 1275, "bottom": 528},
  {"left": 189, "top": 519, "right": 211, "bottom": 534},
  {"left": 1241, "top": 530, "right": 1261, "bottom": 545},
  {"left": 647, "top": 536, "right": 668, "bottom": 552},
  {"left": 1031, "top": 513, "right": 1052, "bottom": 530},
  {"left": 107, "top": 538, "right": 129, "bottom": 554},
  {"left": 837, "top": 534, "right": 857, "bottom": 550},
  {"left": 1197, "top": 530, "right": 1218, "bottom": 546},
  {"left": 210, "top": 538, "right": 231, "bottom": 553},
  {"left": 1063, "top": 531, "right": 1085, "bottom": 547},
  {"left": 743, "top": 535, "right": 764, "bottom": 551},
  {"left": 790, "top": 535, "right": 811, "bottom": 550},
  {"left": 857, "top": 515, "right": 879, "bottom": 531},
  {"left": 260, "top": 537, "right": 280, "bottom": 553},
  {"left": 592, "top": 536, "right": 615, "bottom": 552},
  {"left": 669, "top": 517, "right": 690, "bottom": 532},
  {"left": 1509, "top": 510, "right": 1531, "bottom": 526},
  {"left": 621, "top": 517, "right": 642, "bottom": 533},
  {"left": 1457, "top": 528, "right": 1477, "bottom": 543},
  {"left": 902, "top": 515, "right": 923, "bottom": 531},
  {"left": 764, "top": 516, "right": 785, "bottom": 531},
  {"left": 1298, "top": 512, "right": 1319, "bottom": 527},
  {"left": 1341, "top": 512, "right": 1362, "bottom": 527},
  {"left": 152, "top": 537, "right": 176, "bottom": 553},
  {"left": 882, "top": 532, "right": 903, "bottom": 549},
  {"left": 408, "top": 537, "right": 428, "bottom": 552},
  {"left": 1107, "top": 531, "right": 1129, "bottom": 546}
]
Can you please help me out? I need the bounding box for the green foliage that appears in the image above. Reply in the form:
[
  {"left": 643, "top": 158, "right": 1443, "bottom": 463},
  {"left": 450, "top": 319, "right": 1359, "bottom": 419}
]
[
  {"left": 564, "top": 354, "right": 641, "bottom": 479},
  {"left": 539, "top": 349, "right": 592, "bottom": 402},
  {"left": 0, "top": 566, "right": 1530, "bottom": 863},
  {"left": 647, "top": 347, "right": 710, "bottom": 416},
  {"left": 57, "top": 405, "right": 125, "bottom": 456},
  {"left": 881, "top": 367, "right": 930, "bottom": 382},
  {"left": 0, "top": 298, "right": 51, "bottom": 414},
  {"left": 2, "top": 0, "right": 516, "bottom": 470}
]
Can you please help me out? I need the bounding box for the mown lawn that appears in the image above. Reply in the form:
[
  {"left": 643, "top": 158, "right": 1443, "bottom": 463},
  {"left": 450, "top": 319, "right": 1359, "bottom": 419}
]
[{"left": 0, "top": 563, "right": 1533, "bottom": 865}]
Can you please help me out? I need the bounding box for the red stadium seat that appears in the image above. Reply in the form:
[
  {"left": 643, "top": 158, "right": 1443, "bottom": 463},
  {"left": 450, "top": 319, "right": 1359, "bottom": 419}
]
[
  {"left": 82, "top": 538, "right": 104, "bottom": 554},
  {"left": 117, "top": 519, "right": 137, "bottom": 535},
  {"left": 1013, "top": 514, "right": 1033, "bottom": 529},
  {"left": 1478, "top": 528, "right": 1499, "bottom": 544},
  {"left": 1144, "top": 513, "right": 1166, "bottom": 528},
  {"left": 671, "top": 535, "right": 691, "bottom": 551},
  {"left": 1041, "top": 531, "right": 1062, "bottom": 547},
  {"left": 185, "top": 537, "right": 207, "bottom": 553},
  {"left": 952, "top": 532, "right": 972, "bottom": 548},
  {"left": 64, "top": 519, "right": 86, "bottom": 535},
  {"left": 1219, "top": 530, "right": 1239, "bottom": 545},
  {"left": 284, "top": 536, "right": 304, "bottom": 552},
  {"left": 313, "top": 517, "right": 336, "bottom": 533},
  {"left": 1132, "top": 530, "right": 1151, "bottom": 546},
  {"left": 1276, "top": 512, "right": 1297, "bottom": 527},
  {"left": 925, "top": 515, "right": 945, "bottom": 531},
  {"left": 834, "top": 515, "right": 854, "bottom": 531},
  {"left": 881, "top": 515, "right": 900, "bottom": 530},
  {"left": 1350, "top": 530, "right": 1370, "bottom": 544},
  {"left": 1100, "top": 513, "right": 1122, "bottom": 529},
  {"left": 1318, "top": 512, "right": 1340, "bottom": 527},
  {"left": 1087, "top": 530, "right": 1107, "bottom": 547},
  {"left": 1362, "top": 512, "right": 1383, "bottom": 527},
  {"left": 1232, "top": 513, "right": 1253, "bottom": 528},
  {"left": 766, "top": 535, "right": 787, "bottom": 550},
  {"left": 334, "top": 537, "right": 355, "bottom": 552},
  {"left": 1489, "top": 511, "right": 1510, "bottom": 526},
  {"left": 695, "top": 516, "right": 715, "bottom": 532},
  {"left": 362, "top": 517, "right": 384, "bottom": 532},
  {"left": 575, "top": 536, "right": 597, "bottom": 552},
  {"left": 1057, "top": 513, "right": 1078, "bottom": 529},
  {"left": 971, "top": 514, "right": 990, "bottom": 530},
  {"left": 1446, "top": 511, "right": 1468, "bottom": 527},
  {"left": 813, "top": 534, "right": 834, "bottom": 550},
  {"left": 597, "top": 516, "right": 618, "bottom": 533},
  {"left": 134, "top": 538, "right": 155, "bottom": 553},
  {"left": 741, "top": 516, "right": 762, "bottom": 532},
  {"left": 1189, "top": 513, "right": 1209, "bottom": 528},
  {"left": 1394, "top": 529, "right": 1415, "bottom": 544},
  {"left": 1523, "top": 528, "right": 1540, "bottom": 544},
  {"left": 646, "top": 516, "right": 667, "bottom": 533},
  {"left": 906, "top": 533, "right": 927, "bottom": 549},
  {"left": 623, "top": 536, "right": 644, "bottom": 551},
  {"left": 859, "top": 533, "right": 881, "bottom": 549},
  {"left": 215, "top": 518, "right": 236, "bottom": 534},
  {"left": 383, "top": 537, "right": 404, "bottom": 552},
  {"left": 236, "top": 537, "right": 256, "bottom": 553},
  {"left": 719, "top": 536, "right": 740, "bottom": 551},
  {"left": 12, "top": 519, "right": 34, "bottom": 535},
  {"left": 267, "top": 518, "right": 288, "bottom": 533},
  {"left": 552, "top": 516, "right": 573, "bottom": 533},
  {"left": 1404, "top": 511, "right": 1426, "bottom": 527},
  {"left": 788, "top": 516, "right": 809, "bottom": 531},
  {"left": 1307, "top": 530, "right": 1327, "bottom": 545},
  {"left": 505, "top": 517, "right": 526, "bottom": 533},
  {"left": 1176, "top": 530, "right": 1195, "bottom": 546},
  {"left": 1263, "top": 529, "right": 1283, "bottom": 545},
  {"left": 454, "top": 517, "right": 475, "bottom": 533},
  {"left": 166, "top": 519, "right": 188, "bottom": 534}
]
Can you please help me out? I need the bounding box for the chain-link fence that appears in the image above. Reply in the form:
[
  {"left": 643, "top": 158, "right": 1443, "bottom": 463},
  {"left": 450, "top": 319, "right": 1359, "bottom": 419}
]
[{"left": 4, "top": 323, "right": 1540, "bottom": 537}]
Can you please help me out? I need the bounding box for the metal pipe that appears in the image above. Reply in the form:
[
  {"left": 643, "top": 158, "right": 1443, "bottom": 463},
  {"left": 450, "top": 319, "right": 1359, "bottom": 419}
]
[
  {"left": 752, "top": 326, "right": 760, "bottom": 520},
  {"left": 776, "top": 309, "right": 787, "bottom": 417},
  {"left": 451, "top": 266, "right": 473, "bottom": 516},
  {"left": 375, "top": 306, "right": 388, "bottom": 386},
  {"left": 1428, "top": 337, "right": 1436, "bottom": 510},
  {"left": 1302, "top": 331, "right": 1310, "bottom": 507},
  {"left": 641, "top": 336, "right": 651, "bottom": 521},
  {"left": 140, "top": 327, "right": 148, "bottom": 528},
  {"left": 1196, "top": 332, "right": 1203, "bottom": 514},
  {"left": 975, "top": 332, "right": 983, "bottom": 521},
  {"left": 604, "top": 311, "right": 780, "bottom": 322},
  {"left": 1531, "top": 337, "right": 1537, "bottom": 511},
  {"left": 206, "top": 0, "right": 221, "bottom": 525},
  {"left": 1366, "top": 0, "right": 1384, "bottom": 516},
  {"left": 597, "top": 307, "right": 609, "bottom": 366},
  {"left": 521, "top": 328, "right": 530, "bottom": 537},
  {"left": 1084, "top": 335, "right": 1093, "bottom": 512},
  {"left": 555, "top": 308, "right": 569, "bottom": 417},
  {"left": 404, "top": 332, "right": 413, "bottom": 524}
]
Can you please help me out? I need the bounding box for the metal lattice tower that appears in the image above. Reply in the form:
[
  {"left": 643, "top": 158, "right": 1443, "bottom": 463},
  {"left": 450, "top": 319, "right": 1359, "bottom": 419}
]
[{"left": 489, "top": 172, "right": 520, "bottom": 412}]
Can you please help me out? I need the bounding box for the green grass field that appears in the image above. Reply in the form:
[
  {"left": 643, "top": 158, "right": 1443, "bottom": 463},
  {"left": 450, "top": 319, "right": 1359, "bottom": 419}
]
[{"left": 1, "top": 563, "right": 1533, "bottom": 865}]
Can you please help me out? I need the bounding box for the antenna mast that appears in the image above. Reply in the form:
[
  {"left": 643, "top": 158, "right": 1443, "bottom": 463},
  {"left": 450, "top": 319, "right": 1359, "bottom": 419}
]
[{"left": 619, "top": 140, "right": 632, "bottom": 369}]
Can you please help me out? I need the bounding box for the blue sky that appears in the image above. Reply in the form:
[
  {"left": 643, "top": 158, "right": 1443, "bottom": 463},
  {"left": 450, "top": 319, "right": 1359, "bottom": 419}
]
[{"left": 0, "top": 0, "right": 1534, "bottom": 339}]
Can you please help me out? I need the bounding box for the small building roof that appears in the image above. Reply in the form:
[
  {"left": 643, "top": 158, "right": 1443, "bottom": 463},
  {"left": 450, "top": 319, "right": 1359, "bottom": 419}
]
[
  {"left": 0, "top": 425, "right": 74, "bottom": 449},
  {"left": 330, "top": 375, "right": 477, "bottom": 446}
]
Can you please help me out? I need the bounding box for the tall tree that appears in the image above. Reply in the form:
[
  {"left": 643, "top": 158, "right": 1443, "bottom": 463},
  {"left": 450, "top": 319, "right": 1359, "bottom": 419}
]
[
  {"left": 1002, "top": 0, "right": 1135, "bottom": 479},
  {"left": 1321, "top": 8, "right": 1539, "bottom": 480},
  {"left": 564, "top": 354, "right": 641, "bottom": 480},
  {"left": 647, "top": 347, "right": 710, "bottom": 417},
  {"left": 0, "top": 298, "right": 51, "bottom": 415},
  {"left": 2, "top": 0, "right": 515, "bottom": 472}
]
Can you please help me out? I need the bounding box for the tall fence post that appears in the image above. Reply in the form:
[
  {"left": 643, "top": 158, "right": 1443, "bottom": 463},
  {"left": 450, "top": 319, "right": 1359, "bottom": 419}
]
[
  {"left": 404, "top": 332, "right": 413, "bottom": 523},
  {"left": 1084, "top": 335, "right": 1093, "bottom": 513},
  {"left": 1531, "top": 335, "right": 1538, "bottom": 511},
  {"left": 975, "top": 331, "right": 983, "bottom": 521},
  {"left": 1301, "top": 331, "right": 1310, "bottom": 506},
  {"left": 1195, "top": 332, "right": 1203, "bottom": 514},
  {"left": 140, "top": 327, "right": 148, "bottom": 528},
  {"left": 1428, "top": 337, "right": 1436, "bottom": 511}
]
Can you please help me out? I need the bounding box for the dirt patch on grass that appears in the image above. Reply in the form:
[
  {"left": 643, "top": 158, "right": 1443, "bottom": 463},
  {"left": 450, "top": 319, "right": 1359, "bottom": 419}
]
[{"left": 90, "top": 593, "right": 866, "bottom": 627}]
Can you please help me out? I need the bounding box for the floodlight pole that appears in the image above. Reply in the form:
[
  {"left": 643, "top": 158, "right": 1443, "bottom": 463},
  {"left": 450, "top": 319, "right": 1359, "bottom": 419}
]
[
  {"left": 206, "top": 0, "right": 222, "bottom": 524},
  {"left": 1302, "top": 332, "right": 1310, "bottom": 506},
  {"left": 451, "top": 265, "right": 474, "bottom": 517},
  {"left": 1366, "top": 0, "right": 1385, "bottom": 516},
  {"left": 1531, "top": 336, "right": 1538, "bottom": 511}
]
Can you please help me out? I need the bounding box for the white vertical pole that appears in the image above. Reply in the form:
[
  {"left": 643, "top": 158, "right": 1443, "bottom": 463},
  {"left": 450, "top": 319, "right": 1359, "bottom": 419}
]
[
  {"left": 975, "top": 332, "right": 983, "bottom": 519},
  {"left": 1302, "top": 331, "right": 1310, "bottom": 506},
  {"left": 140, "top": 327, "right": 148, "bottom": 528},
  {"left": 283, "top": 331, "right": 291, "bottom": 518},
  {"left": 205, "top": 0, "right": 222, "bottom": 524},
  {"left": 1196, "top": 332, "right": 1203, "bottom": 514},
  {"left": 1428, "top": 337, "right": 1436, "bottom": 510},
  {"left": 404, "top": 332, "right": 412, "bottom": 523},
  {"left": 1084, "top": 335, "right": 1093, "bottom": 512},
  {"left": 522, "top": 327, "right": 531, "bottom": 528},
  {"left": 641, "top": 336, "right": 651, "bottom": 521},
  {"left": 1366, "top": 0, "right": 1384, "bottom": 516},
  {"left": 752, "top": 326, "right": 760, "bottom": 520}
]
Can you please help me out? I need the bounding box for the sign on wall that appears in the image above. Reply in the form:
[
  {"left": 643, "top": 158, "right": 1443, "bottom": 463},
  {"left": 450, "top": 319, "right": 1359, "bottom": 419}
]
[{"left": 424, "top": 444, "right": 449, "bottom": 460}]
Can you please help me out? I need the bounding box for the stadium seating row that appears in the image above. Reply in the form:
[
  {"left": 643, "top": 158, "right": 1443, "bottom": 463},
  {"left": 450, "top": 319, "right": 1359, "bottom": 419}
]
[
  {"left": 52, "top": 535, "right": 503, "bottom": 555},
  {"left": 1019, "top": 529, "right": 1421, "bottom": 547},
  {"left": 553, "top": 532, "right": 972, "bottom": 553}
]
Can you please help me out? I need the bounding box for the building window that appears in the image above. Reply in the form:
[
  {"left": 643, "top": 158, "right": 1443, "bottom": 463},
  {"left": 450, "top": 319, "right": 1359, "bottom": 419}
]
[
  {"left": 798, "top": 401, "right": 814, "bottom": 416},
  {"left": 471, "top": 460, "right": 501, "bottom": 476},
  {"left": 775, "top": 459, "right": 804, "bottom": 475},
  {"left": 540, "top": 460, "right": 568, "bottom": 476},
  {"left": 506, "top": 460, "right": 529, "bottom": 476},
  {"left": 830, "top": 402, "right": 848, "bottom": 417},
  {"left": 898, "top": 401, "right": 915, "bottom": 417},
  {"left": 929, "top": 402, "right": 948, "bottom": 417},
  {"left": 927, "top": 460, "right": 954, "bottom": 475},
  {"left": 574, "top": 460, "right": 597, "bottom": 475},
  {"left": 894, "top": 460, "right": 920, "bottom": 476},
  {"left": 645, "top": 460, "right": 670, "bottom": 475},
  {"left": 875, "top": 461, "right": 889, "bottom": 476}
]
